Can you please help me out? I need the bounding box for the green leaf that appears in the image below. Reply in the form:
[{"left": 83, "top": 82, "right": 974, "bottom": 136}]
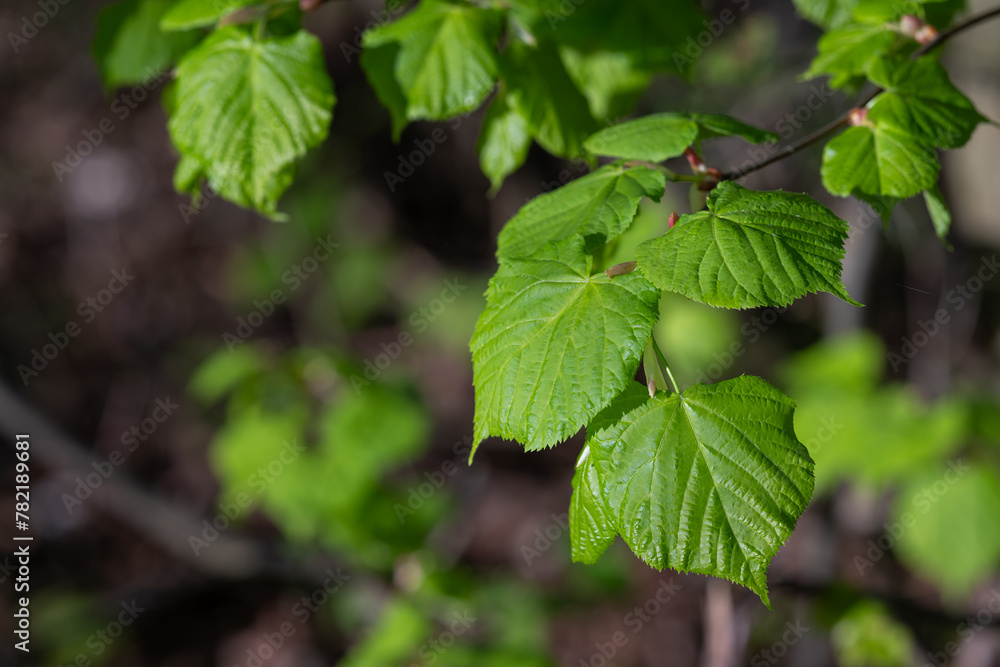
[
  {"left": 560, "top": 48, "right": 652, "bottom": 122},
  {"left": 496, "top": 163, "right": 666, "bottom": 260},
  {"left": 832, "top": 601, "right": 915, "bottom": 667},
  {"left": 549, "top": 0, "right": 706, "bottom": 74},
  {"left": 503, "top": 40, "right": 598, "bottom": 158},
  {"left": 172, "top": 152, "right": 207, "bottom": 201},
  {"left": 782, "top": 333, "right": 968, "bottom": 492},
  {"left": 212, "top": 384, "right": 429, "bottom": 550},
  {"left": 579, "top": 375, "right": 814, "bottom": 606},
  {"left": 792, "top": 0, "right": 860, "bottom": 29},
  {"left": 867, "top": 57, "right": 985, "bottom": 149},
  {"left": 854, "top": 191, "right": 899, "bottom": 226},
  {"left": 795, "top": 386, "right": 966, "bottom": 492},
  {"left": 821, "top": 117, "right": 939, "bottom": 200},
  {"left": 161, "top": 0, "right": 258, "bottom": 31},
  {"left": 636, "top": 182, "right": 859, "bottom": 309},
  {"left": 686, "top": 113, "right": 779, "bottom": 145},
  {"left": 583, "top": 113, "right": 698, "bottom": 162},
  {"left": 94, "top": 0, "right": 200, "bottom": 88},
  {"left": 363, "top": 1, "right": 503, "bottom": 121},
  {"left": 477, "top": 90, "right": 532, "bottom": 193},
  {"left": 570, "top": 382, "right": 651, "bottom": 564},
  {"left": 339, "top": 599, "right": 432, "bottom": 667},
  {"left": 802, "top": 23, "right": 898, "bottom": 90},
  {"left": 924, "top": 185, "right": 951, "bottom": 241},
  {"left": 189, "top": 346, "right": 267, "bottom": 403},
  {"left": 892, "top": 463, "right": 1000, "bottom": 596},
  {"left": 570, "top": 453, "right": 617, "bottom": 564},
  {"left": 359, "top": 42, "right": 409, "bottom": 141},
  {"left": 471, "top": 236, "right": 660, "bottom": 452},
  {"left": 168, "top": 27, "right": 335, "bottom": 217},
  {"left": 852, "top": 0, "right": 962, "bottom": 25}
]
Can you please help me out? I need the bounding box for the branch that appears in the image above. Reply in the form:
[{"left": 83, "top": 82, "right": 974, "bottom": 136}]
[
  {"left": 720, "top": 4, "right": 1000, "bottom": 182},
  {"left": 915, "top": 4, "right": 1000, "bottom": 57}
]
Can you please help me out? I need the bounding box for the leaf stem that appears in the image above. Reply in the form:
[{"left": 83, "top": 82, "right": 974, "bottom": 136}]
[
  {"left": 625, "top": 160, "right": 704, "bottom": 183},
  {"left": 650, "top": 337, "right": 681, "bottom": 393},
  {"left": 719, "top": 3, "right": 1000, "bottom": 182}
]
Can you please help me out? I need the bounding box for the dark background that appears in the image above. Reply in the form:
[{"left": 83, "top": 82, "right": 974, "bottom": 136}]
[{"left": 1, "top": 0, "right": 1000, "bottom": 665}]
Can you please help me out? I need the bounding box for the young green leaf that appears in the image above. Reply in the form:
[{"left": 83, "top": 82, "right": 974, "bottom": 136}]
[
  {"left": 792, "top": 0, "right": 860, "bottom": 29},
  {"left": 820, "top": 114, "right": 939, "bottom": 200},
  {"left": 578, "top": 375, "right": 814, "bottom": 607},
  {"left": 570, "top": 382, "right": 651, "bottom": 564},
  {"left": 94, "top": 0, "right": 199, "bottom": 88},
  {"left": 502, "top": 40, "right": 599, "bottom": 158},
  {"left": 477, "top": 90, "right": 532, "bottom": 193},
  {"left": 359, "top": 42, "right": 409, "bottom": 141},
  {"left": 854, "top": 191, "right": 899, "bottom": 226},
  {"left": 636, "top": 182, "right": 859, "bottom": 309},
  {"left": 547, "top": 0, "right": 706, "bottom": 74},
  {"left": 570, "top": 453, "right": 618, "bottom": 564},
  {"left": 866, "top": 57, "right": 986, "bottom": 149},
  {"left": 168, "top": 27, "right": 335, "bottom": 217},
  {"left": 583, "top": 113, "right": 698, "bottom": 162},
  {"left": 892, "top": 463, "right": 1000, "bottom": 596},
  {"left": 471, "top": 236, "right": 660, "bottom": 452},
  {"left": 363, "top": 1, "right": 503, "bottom": 122},
  {"left": 924, "top": 185, "right": 951, "bottom": 241},
  {"left": 161, "top": 0, "right": 258, "bottom": 31},
  {"left": 497, "top": 163, "right": 666, "bottom": 260},
  {"left": 802, "top": 23, "right": 898, "bottom": 89},
  {"left": 686, "top": 113, "right": 780, "bottom": 145},
  {"left": 561, "top": 48, "right": 652, "bottom": 122}
]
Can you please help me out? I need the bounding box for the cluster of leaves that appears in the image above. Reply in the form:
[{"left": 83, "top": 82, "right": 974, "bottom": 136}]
[
  {"left": 794, "top": 0, "right": 988, "bottom": 235},
  {"left": 338, "top": 578, "right": 559, "bottom": 667},
  {"left": 95, "top": 0, "right": 334, "bottom": 217},
  {"left": 92, "top": 0, "right": 994, "bottom": 607},
  {"left": 785, "top": 333, "right": 1000, "bottom": 597},
  {"left": 189, "top": 344, "right": 438, "bottom": 567}
]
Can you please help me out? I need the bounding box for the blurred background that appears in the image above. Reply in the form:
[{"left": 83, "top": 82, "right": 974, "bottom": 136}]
[{"left": 1, "top": 0, "right": 1000, "bottom": 665}]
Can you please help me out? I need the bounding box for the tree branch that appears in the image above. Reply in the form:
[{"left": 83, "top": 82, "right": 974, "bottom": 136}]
[{"left": 719, "top": 4, "right": 1000, "bottom": 182}]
